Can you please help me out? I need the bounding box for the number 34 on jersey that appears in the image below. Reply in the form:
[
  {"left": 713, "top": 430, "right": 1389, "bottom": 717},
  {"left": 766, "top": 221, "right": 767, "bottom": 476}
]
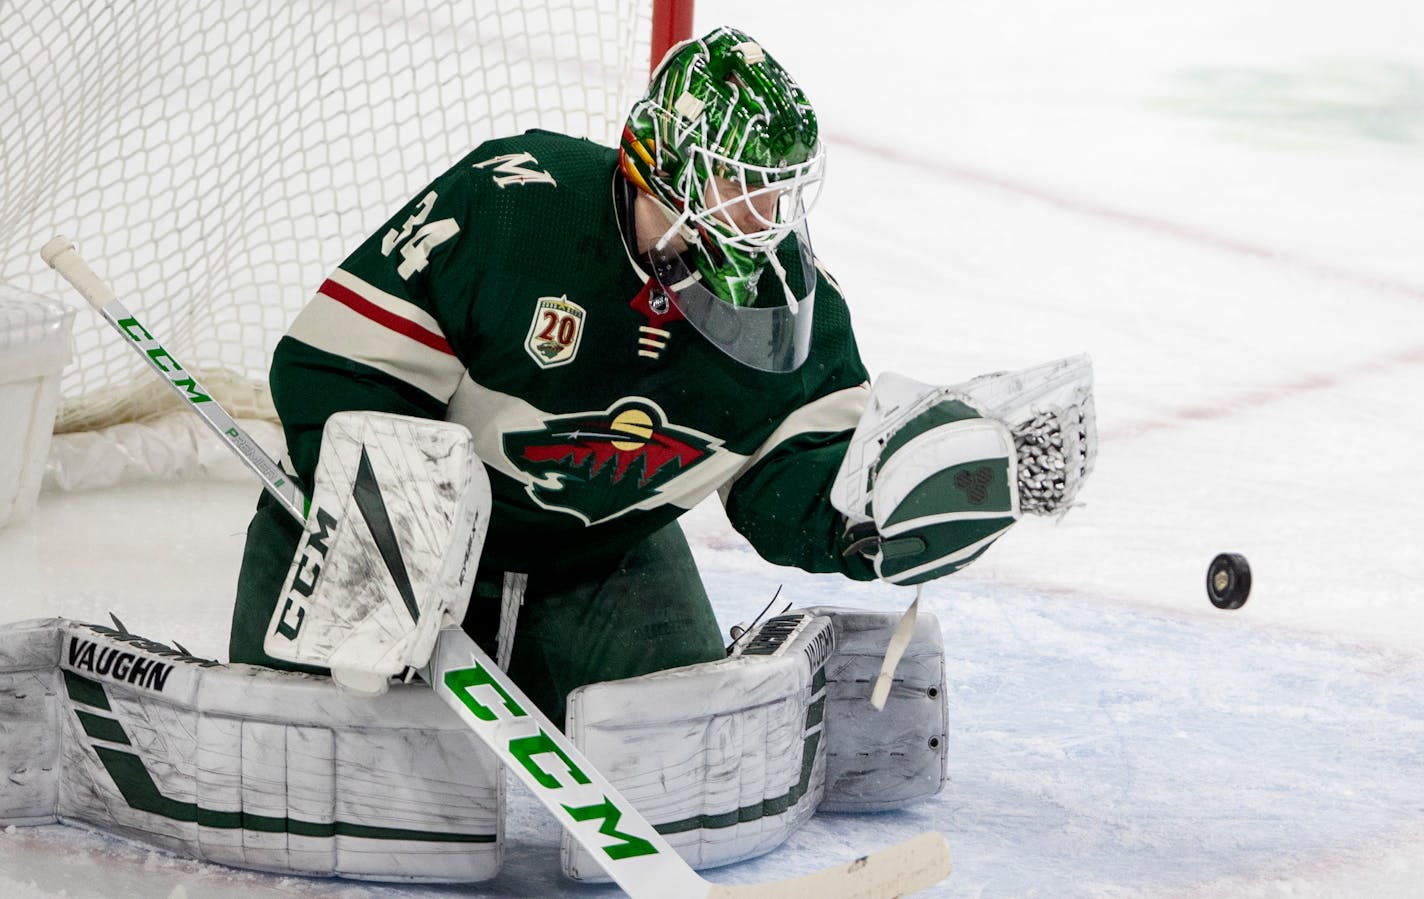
[
  {"left": 380, "top": 153, "right": 557, "bottom": 279},
  {"left": 381, "top": 191, "right": 460, "bottom": 279}
]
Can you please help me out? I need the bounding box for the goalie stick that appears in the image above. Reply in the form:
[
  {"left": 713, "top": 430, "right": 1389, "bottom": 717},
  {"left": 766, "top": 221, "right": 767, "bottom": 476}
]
[{"left": 42, "top": 236, "right": 952, "bottom": 898}]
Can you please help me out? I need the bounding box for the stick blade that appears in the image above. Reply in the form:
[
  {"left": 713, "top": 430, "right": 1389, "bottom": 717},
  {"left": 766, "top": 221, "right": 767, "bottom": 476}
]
[{"left": 707, "top": 831, "right": 951, "bottom": 899}]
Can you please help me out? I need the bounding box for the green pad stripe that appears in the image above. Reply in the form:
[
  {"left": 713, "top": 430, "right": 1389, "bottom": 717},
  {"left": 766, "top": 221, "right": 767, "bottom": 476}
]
[
  {"left": 76, "top": 710, "right": 131, "bottom": 745},
  {"left": 63, "top": 670, "right": 111, "bottom": 710},
  {"left": 655, "top": 689, "right": 828, "bottom": 835},
  {"left": 93, "top": 747, "right": 496, "bottom": 842}
]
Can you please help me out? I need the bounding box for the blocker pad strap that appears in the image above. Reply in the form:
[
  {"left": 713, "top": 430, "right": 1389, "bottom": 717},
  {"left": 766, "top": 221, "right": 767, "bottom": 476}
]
[{"left": 0, "top": 618, "right": 502, "bottom": 882}]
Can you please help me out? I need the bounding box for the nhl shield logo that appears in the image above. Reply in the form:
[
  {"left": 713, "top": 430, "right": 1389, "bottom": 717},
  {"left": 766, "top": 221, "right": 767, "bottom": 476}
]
[{"left": 525, "top": 295, "right": 585, "bottom": 368}]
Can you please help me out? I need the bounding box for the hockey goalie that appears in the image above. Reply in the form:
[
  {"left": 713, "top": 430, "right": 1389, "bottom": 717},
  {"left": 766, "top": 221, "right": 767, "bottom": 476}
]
[{"left": 1, "top": 25, "right": 1094, "bottom": 887}]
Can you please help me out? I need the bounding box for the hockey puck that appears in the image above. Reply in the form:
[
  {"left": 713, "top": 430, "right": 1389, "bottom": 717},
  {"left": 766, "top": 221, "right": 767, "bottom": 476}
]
[{"left": 1207, "top": 553, "right": 1251, "bottom": 610}]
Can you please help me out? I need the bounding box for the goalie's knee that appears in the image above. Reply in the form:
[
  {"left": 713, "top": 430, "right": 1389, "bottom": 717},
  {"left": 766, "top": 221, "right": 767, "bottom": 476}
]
[
  {"left": 564, "top": 611, "right": 835, "bottom": 879},
  {"left": 562, "top": 605, "right": 948, "bottom": 879}
]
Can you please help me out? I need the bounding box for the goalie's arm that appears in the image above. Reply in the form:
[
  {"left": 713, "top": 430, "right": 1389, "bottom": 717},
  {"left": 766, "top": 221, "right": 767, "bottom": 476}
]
[
  {"left": 722, "top": 429, "right": 878, "bottom": 580},
  {"left": 718, "top": 262, "right": 883, "bottom": 579},
  {"left": 718, "top": 369, "right": 879, "bottom": 581}
]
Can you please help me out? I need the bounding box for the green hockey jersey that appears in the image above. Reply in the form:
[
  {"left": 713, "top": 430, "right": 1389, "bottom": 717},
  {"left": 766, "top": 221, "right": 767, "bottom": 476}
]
[{"left": 272, "top": 130, "right": 875, "bottom": 582}]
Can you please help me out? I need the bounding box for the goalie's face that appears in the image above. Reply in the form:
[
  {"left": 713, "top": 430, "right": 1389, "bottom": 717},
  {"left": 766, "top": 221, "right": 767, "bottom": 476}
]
[
  {"left": 691, "top": 147, "right": 824, "bottom": 254},
  {"left": 657, "top": 144, "right": 822, "bottom": 317},
  {"left": 705, "top": 175, "right": 780, "bottom": 239}
]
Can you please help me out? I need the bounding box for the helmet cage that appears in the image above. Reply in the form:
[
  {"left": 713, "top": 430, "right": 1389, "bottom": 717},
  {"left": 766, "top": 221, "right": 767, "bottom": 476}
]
[
  {"left": 650, "top": 139, "right": 824, "bottom": 308},
  {"left": 681, "top": 144, "right": 825, "bottom": 254}
]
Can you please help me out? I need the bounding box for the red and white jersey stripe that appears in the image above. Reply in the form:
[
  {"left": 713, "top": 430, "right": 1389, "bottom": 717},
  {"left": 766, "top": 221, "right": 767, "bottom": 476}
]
[{"left": 286, "top": 268, "right": 468, "bottom": 403}]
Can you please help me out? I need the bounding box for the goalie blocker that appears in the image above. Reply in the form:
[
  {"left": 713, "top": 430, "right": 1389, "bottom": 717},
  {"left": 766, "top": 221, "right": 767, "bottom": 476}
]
[
  {"left": 262, "top": 411, "right": 491, "bottom": 692},
  {"left": 0, "top": 608, "right": 947, "bottom": 882}
]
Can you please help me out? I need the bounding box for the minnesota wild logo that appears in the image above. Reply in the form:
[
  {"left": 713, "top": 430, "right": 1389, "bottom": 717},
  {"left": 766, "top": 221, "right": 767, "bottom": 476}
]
[{"left": 504, "top": 399, "right": 718, "bottom": 524}]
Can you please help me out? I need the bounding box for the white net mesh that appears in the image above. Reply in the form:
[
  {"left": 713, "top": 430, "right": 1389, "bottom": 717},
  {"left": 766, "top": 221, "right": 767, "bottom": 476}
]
[{"left": 1, "top": 0, "right": 657, "bottom": 436}]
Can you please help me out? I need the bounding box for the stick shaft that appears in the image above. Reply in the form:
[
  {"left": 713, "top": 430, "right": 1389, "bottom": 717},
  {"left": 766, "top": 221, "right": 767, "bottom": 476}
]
[
  {"left": 42, "top": 236, "right": 305, "bottom": 520},
  {"left": 428, "top": 627, "right": 710, "bottom": 896}
]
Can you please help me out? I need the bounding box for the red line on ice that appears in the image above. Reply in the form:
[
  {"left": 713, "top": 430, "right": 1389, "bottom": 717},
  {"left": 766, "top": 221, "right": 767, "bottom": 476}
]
[
  {"left": 829, "top": 133, "right": 1424, "bottom": 304},
  {"left": 1103, "top": 344, "right": 1424, "bottom": 442},
  {"left": 829, "top": 133, "right": 1424, "bottom": 436}
]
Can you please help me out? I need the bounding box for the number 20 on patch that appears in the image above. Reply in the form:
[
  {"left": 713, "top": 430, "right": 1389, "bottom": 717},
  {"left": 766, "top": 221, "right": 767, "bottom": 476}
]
[{"left": 524, "top": 296, "right": 586, "bottom": 369}]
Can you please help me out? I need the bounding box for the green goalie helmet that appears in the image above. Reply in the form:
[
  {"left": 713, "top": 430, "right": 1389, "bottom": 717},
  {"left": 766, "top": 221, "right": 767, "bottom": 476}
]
[{"left": 620, "top": 26, "right": 826, "bottom": 371}]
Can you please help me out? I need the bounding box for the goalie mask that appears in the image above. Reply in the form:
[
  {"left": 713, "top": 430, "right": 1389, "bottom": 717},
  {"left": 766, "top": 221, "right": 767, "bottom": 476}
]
[{"left": 620, "top": 26, "right": 825, "bottom": 372}]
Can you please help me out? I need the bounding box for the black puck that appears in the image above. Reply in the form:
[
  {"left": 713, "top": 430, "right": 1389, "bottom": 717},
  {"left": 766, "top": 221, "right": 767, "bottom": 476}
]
[{"left": 1207, "top": 553, "right": 1251, "bottom": 610}]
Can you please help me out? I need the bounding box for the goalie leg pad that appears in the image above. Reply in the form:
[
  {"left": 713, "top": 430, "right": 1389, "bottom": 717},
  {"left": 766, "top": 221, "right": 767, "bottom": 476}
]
[
  {"left": 1, "top": 618, "right": 502, "bottom": 882},
  {"left": 806, "top": 606, "right": 949, "bottom": 813},
  {"left": 263, "top": 411, "right": 492, "bottom": 691},
  {"left": 562, "top": 612, "right": 836, "bottom": 880},
  {"left": 0, "top": 619, "right": 62, "bottom": 824}
]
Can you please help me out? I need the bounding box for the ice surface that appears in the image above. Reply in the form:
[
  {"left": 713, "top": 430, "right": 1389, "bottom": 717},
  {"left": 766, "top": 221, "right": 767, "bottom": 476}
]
[{"left": 3, "top": 0, "right": 1423, "bottom": 895}]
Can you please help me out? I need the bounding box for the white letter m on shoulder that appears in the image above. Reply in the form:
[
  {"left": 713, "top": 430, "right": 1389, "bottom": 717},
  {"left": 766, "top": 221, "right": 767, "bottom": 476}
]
[{"left": 474, "top": 152, "right": 557, "bottom": 188}]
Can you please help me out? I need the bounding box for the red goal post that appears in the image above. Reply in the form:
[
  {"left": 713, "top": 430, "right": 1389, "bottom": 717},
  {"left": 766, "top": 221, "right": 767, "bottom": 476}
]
[{"left": 0, "top": 0, "right": 693, "bottom": 487}]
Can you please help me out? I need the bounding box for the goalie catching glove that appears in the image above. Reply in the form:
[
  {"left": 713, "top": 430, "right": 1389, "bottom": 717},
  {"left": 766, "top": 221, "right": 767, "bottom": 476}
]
[{"left": 832, "top": 354, "right": 1096, "bottom": 585}]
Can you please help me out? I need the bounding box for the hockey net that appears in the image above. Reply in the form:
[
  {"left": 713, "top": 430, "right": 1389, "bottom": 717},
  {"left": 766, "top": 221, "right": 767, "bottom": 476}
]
[{"left": 0, "top": 0, "right": 690, "bottom": 488}]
